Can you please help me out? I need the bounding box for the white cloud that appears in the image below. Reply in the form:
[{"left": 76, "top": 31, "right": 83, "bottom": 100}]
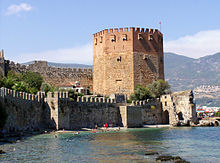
[
  {"left": 14, "top": 43, "right": 93, "bottom": 65},
  {"left": 6, "top": 3, "right": 32, "bottom": 16},
  {"left": 164, "top": 30, "right": 220, "bottom": 58}
]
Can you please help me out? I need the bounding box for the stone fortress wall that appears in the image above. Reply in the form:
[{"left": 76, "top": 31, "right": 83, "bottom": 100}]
[
  {"left": 9, "top": 61, "right": 93, "bottom": 90},
  {"left": 0, "top": 87, "right": 48, "bottom": 132},
  {"left": 161, "top": 90, "right": 198, "bottom": 126},
  {"left": 0, "top": 50, "right": 93, "bottom": 90},
  {"left": 0, "top": 87, "right": 197, "bottom": 133},
  {"left": 93, "top": 27, "right": 164, "bottom": 96}
]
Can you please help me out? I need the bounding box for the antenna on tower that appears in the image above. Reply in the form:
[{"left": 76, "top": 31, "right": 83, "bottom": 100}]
[{"left": 159, "top": 21, "right": 162, "bottom": 32}]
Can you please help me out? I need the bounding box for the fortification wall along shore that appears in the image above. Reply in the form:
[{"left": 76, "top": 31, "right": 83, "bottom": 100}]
[
  {"left": 0, "top": 87, "right": 164, "bottom": 132},
  {"left": 4, "top": 60, "right": 93, "bottom": 89},
  {"left": 48, "top": 93, "right": 163, "bottom": 129},
  {"left": 0, "top": 87, "right": 48, "bottom": 133},
  {"left": 0, "top": 87, "right": 197, "bottom": 133},
  {"left": 161, "top": 90, "right": 198, "bottom": 126}
]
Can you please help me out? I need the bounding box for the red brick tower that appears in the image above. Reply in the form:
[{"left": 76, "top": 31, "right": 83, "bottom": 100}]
[{"left": 93, "top": 27, "right": 164, "bottom": 96}]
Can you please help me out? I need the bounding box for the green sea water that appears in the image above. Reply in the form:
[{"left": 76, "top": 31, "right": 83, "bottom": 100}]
[{"left": 0, "top": 127, "right": 219, "bottom": 162}]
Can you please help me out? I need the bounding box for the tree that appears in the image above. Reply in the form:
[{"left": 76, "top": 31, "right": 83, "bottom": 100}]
[
  {"left": 22, "top": 71, "right": 43, "bottom": 93},
  {"left": 41, "top": 83, "right": 52, "bottom": 94},
  {"left": 130, "top": 80, "right": 171, "bottom": 100},
  {"left": 12, "top": 81, "right": 28, "bottom": 92},
  {"left": 147, "top": 79, "right": 171, "bottom": 98},
  {"left": 0, "top": 71, "right": 44, "bottom": 94},
  {"left": 7, "top": 70, "right": 22, "bottom": 83},
  {"left": 68, "top": 89, "right": 84, "bottom": 101},
  {"left": 130, "top": 85, "right": 151, "bottom": 101}
]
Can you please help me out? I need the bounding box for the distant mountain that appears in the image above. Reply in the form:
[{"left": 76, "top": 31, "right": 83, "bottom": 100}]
[
  {"left": 164, "top": 52, "right": 220, "bottom": 91},
  {"left": 164, "top": 52, "right": 220, "bottom": 106},
  {"left": 23, "top": 61, "right": 92, "bottom": 69}
]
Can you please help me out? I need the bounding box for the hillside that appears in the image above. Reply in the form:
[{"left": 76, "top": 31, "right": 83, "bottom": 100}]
[
  {"left": 164, "top": 52, "right": 220, "bottom": 91},
  {"left": 164, "top": 52, "right": 220, "bottom": 106}
]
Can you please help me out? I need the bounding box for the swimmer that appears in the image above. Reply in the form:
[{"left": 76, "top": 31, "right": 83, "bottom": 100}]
[{"left": 74, "top": 131, "right": 79, "bottom": 135}]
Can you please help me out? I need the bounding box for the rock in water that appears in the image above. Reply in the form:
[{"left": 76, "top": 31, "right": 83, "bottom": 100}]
[
  {"left": 145, "top": 151, "right": 159, "bottom": 155},
  {"left": 0, "top": 149, "right": 6, "bottom": 154},
  {"left": 156, "top": 155, "right": 174, "bottom": 161},
  {"left": 156, "top": 155, "right": 190, "bottom": 163}
]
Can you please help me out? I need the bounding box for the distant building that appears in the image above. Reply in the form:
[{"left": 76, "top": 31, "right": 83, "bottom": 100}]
[
  {"left": 59, "top": 81, "right": 88, "bottom": 95},
  {"left": 73, "top": 81, "right": 88, "bottom": 95}
]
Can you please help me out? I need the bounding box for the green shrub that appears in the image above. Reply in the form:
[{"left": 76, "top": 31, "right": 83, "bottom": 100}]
[
  {"left": 130, "top": 80, "right": 171, "bottom": 100},
  {"left": 41, "top": 83, "right": 52, "bottom": 94},
  {"left": 12, "top": 81, "right": 28, "bottom": 92},
  {"left": 0, "top": 70, "right": 45, "bottom": 94},
  {"left": 68, "top": 90, "right": 84, "bottom": 101},
  {"left": 146, "top": 79, "right": 171, "bottom": 98},
  {"left": 130, "top": 84, "right": 151, "bottom": 101},
  {"left": 22, "top": 71, "right": 43, "bottom": 91}
]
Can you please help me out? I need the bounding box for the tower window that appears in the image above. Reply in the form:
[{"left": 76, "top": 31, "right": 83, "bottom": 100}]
[
  {"left": 111, "top": 35, "right": 116, "bottom": 42},
  {"left": 138, "top": 33, "right": 143, "bottom": 40},
  {"left": 122, "top": 34, "right": 127, "bottom": 41},
  {"left": 117, "top": 56, "right": 122, "bottom": 62},
  {"left": 148, "top": 34, "right": 153, "bottom": 41},
  {"left": 100, "top": 36, "right": 103, "bottom": 43},
  {"left": 143, "top": 54, "right": 149, "bottom": 60},
  {"left": 94, "top": 38, "right": 97, "bottom": 45}
]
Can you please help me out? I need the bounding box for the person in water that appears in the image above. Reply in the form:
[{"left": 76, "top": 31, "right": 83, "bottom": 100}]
[{"left": 73, "top": 131, "right": 79, "bottom": 135}]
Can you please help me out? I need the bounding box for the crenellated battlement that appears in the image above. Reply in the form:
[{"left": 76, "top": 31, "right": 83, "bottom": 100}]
[
  {"left": 47, "top": 91, "right": 69, "bottom": 99},
  {"left": 131, "top": 98, "right": 160, "bottom": 106},
  {"left": 7, "top": 60, "right": 93, "bottom": 75},
  {"left": 0, "top": 58, "right": 93, "bottom": 89},
  {"left": 0, "top": 87, "right": 45, "bottom": 103},
  {"left": 76, "top": 96, "right": 116, "bottom": 103},
  {"left": 93, "top": 27, "right": 162, "bottom": 37},
  {"left": 46, "top": 90, "right": 116, "bottom": 104}
]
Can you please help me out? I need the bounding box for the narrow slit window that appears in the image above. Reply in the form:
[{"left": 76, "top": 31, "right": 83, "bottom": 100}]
[
  {"left": 117, "top": 56, "right": 122, "bottom": 62},
  {"left": 148, "top": 34, "right": 153, "bottom": 41},
  {"left": 100, "top": 36, "right": 103, "bottom": 43},
  {"left": 111, "top": 35, "right": 116, "bottom": 42},
  {"left": 138, "top": 33, "right": 143, "bottom": 40},
  {"left": 122, "top": 34, "right": 127, "bottom": 41}
]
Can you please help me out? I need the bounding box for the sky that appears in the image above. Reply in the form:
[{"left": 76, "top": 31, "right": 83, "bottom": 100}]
[{"left": 1, "top": 0, "right": 220, "bottom": 64}]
